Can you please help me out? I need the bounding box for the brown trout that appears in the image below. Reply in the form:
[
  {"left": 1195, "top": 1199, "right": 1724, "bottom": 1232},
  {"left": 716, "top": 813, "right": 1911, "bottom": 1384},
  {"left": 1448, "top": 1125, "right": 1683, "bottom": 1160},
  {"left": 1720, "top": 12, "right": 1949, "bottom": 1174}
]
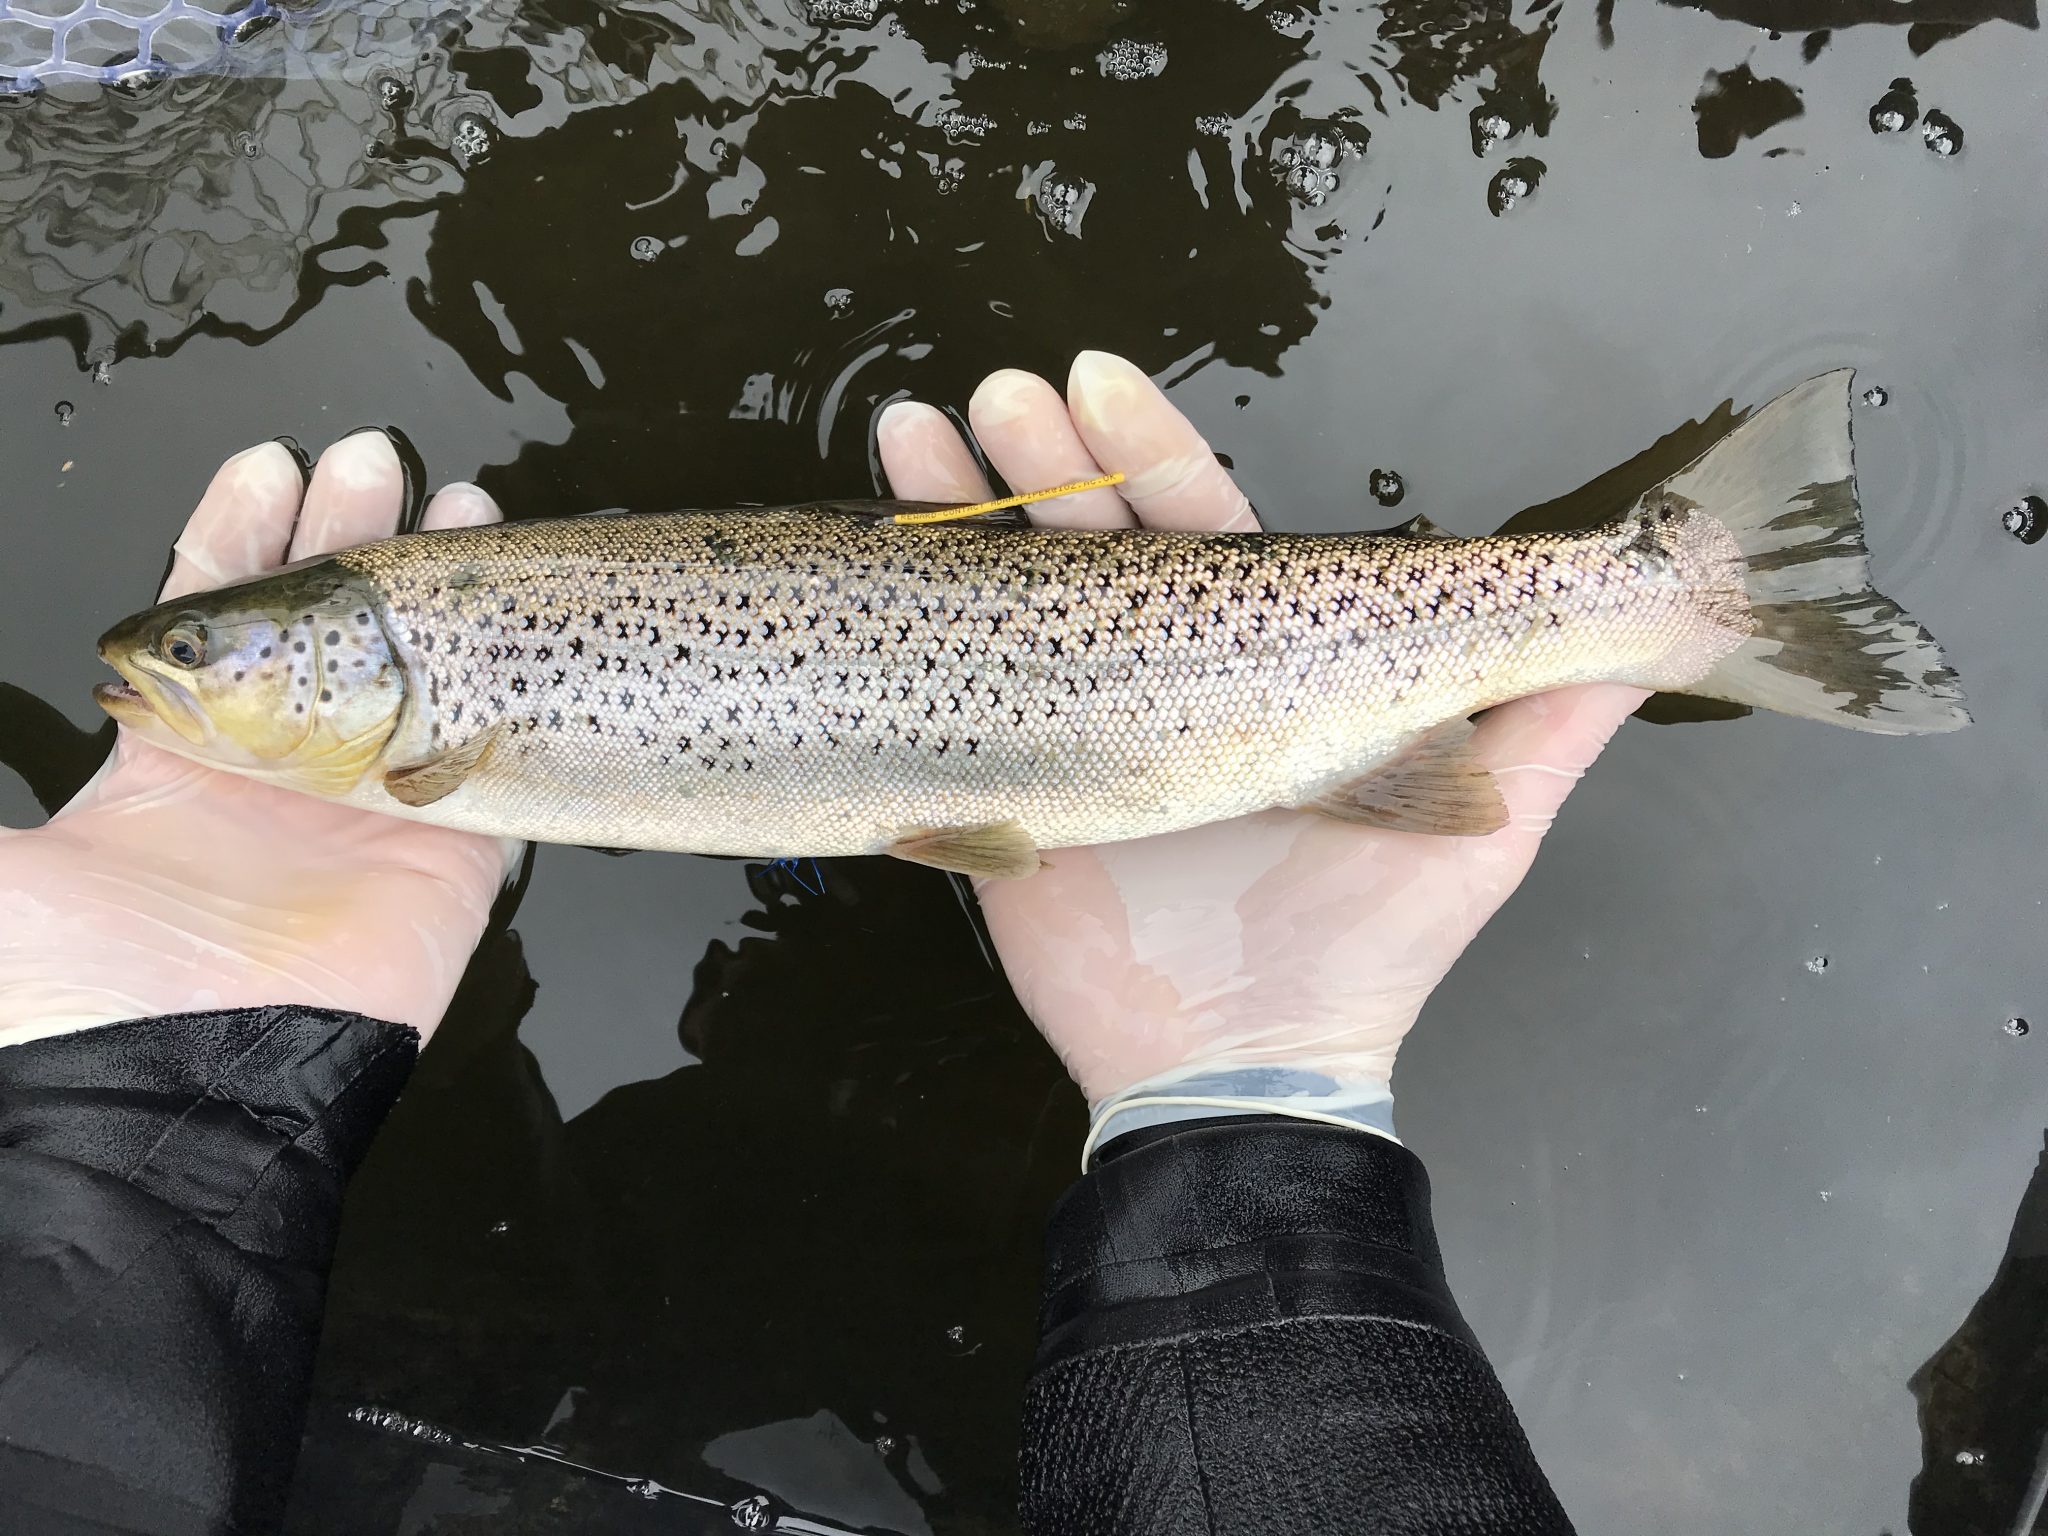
[{"left": 94, "top": 372, "right": 1966, "bottom": 877}]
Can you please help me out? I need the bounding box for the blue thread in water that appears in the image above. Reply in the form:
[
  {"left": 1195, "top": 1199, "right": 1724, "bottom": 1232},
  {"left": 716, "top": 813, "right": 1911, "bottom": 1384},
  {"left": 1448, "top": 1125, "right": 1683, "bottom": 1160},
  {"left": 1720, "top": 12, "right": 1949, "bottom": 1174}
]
[{"left": 762, "top": 857, "right": 826, "bottom": 895}]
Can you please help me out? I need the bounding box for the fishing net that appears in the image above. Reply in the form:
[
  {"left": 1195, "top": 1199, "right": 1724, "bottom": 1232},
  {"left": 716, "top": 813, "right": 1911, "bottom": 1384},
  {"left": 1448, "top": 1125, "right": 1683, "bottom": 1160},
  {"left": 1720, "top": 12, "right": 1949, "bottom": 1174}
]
[{"left": 0, "top": 0, "right": 346, "bottom": 90}]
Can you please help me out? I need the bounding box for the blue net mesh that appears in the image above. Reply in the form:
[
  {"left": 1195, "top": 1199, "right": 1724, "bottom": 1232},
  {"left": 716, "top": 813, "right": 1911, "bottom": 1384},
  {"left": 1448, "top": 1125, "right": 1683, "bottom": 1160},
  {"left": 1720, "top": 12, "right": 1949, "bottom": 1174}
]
[{"left": 0, "top": 0, "right": 304, "bottom": 89}]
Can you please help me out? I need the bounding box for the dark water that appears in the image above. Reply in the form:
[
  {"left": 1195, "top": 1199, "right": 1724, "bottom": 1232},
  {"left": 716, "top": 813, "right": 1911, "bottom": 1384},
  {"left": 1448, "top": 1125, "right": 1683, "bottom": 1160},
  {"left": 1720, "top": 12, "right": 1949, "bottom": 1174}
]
[{"left": 4, "top": 0, "right": 2048, "bottom": 1530}]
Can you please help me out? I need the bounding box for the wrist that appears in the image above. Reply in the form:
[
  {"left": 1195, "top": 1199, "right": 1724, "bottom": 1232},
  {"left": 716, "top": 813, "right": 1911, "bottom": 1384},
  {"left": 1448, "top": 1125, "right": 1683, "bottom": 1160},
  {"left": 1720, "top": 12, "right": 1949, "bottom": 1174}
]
[{"left": 1083, "top": 1060, "right": 1398, "bottom": 1168}]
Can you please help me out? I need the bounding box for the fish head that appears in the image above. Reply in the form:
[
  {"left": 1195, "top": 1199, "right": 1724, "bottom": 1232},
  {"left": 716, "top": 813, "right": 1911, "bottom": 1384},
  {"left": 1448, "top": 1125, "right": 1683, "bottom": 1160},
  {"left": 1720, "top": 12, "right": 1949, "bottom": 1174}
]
[{"left": 95, "top": 559, "right": 406, "bottom": 796}]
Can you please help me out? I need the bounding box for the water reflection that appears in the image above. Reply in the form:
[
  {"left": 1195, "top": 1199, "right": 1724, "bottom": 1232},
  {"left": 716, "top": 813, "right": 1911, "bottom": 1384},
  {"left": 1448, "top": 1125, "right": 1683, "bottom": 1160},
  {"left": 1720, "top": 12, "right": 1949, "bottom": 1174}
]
[
  {"left": 1908, "top": 1132, "right": 2048, "bottom": 1536},
  {"left": 294, "top": 855, "right": 1069, "bottom": 1532}
]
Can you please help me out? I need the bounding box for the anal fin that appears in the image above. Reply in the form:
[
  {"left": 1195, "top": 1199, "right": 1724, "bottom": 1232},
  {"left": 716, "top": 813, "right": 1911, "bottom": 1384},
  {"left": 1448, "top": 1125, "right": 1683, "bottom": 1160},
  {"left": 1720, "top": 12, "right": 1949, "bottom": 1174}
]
[
  {"left": 1300, "top": 719, "right": 1507, "bottom": 836},
  {"left": 384, "top": 723, "right": 503, "bottom": 808},
  {"left": 887, "top": 819, "right": 1042, "bottom": 879}
]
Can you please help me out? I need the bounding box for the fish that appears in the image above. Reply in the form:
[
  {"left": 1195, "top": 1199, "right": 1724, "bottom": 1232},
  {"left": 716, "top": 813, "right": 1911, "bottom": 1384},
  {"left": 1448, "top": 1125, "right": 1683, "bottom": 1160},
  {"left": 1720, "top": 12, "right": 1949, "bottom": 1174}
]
[{"left": 94, "top": 371, "right": 1967, "bottom": 879}]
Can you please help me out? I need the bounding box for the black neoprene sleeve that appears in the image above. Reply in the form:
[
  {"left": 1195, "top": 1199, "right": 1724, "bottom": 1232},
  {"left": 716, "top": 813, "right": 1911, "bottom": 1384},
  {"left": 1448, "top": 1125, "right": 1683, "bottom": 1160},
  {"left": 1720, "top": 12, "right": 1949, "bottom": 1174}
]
[{"left": 1019, "top": 1117, "right": 1576, "bottom": 1535}]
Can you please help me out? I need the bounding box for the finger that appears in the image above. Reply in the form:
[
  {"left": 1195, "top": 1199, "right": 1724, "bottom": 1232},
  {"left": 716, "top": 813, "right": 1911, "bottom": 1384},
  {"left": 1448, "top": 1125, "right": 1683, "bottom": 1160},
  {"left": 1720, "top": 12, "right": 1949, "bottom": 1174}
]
[
  {"left": 289, "top": 430, "right": 406, "bottom": 561},
  {"left": 876, "top": 401, "right": 995, "bottom": 503},
  {"left": 419, "top": 481, "right": 503, "bottom": 531},
  {"left": 967, "top": 369, "right": 1133, "bottom": 529},
  {"left": 1066, "top": 351, "right": 1259, "bottom": 533},
  {"left": 160, "top": 443, "right": 307, "bottom": 600},
  {"left": 1468, "top": 683, "right": 1651, "bottom": 832}
]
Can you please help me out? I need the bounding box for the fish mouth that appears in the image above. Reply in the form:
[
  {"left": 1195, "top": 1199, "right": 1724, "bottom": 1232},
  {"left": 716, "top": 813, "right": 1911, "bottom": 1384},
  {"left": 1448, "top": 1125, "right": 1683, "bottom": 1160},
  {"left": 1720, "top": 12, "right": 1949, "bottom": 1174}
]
[{"left": 93, "top": 667, "right": 208, "bottom": 744}]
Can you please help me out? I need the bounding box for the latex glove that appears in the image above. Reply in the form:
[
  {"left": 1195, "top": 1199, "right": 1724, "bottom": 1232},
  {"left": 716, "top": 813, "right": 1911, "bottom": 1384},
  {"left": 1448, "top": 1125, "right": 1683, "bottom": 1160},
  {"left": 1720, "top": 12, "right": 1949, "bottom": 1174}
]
[
  {"left": 879, "top": 351, "right": 1649, "bottom": 1154},
  {"left": 0, "top": 434, "right": 517, "bottom": 1048}
]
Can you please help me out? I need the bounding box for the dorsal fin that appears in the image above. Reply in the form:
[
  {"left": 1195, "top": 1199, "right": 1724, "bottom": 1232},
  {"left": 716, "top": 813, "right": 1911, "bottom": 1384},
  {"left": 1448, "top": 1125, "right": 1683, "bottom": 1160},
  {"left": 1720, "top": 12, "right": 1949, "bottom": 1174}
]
[{"left": 1391, "top": 511, "right": 1455, "bottom": 539}]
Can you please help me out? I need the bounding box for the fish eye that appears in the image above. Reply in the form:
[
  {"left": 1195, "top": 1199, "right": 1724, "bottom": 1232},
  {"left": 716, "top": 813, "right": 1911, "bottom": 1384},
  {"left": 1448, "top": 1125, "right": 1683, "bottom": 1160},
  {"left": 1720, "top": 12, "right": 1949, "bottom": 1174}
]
[{"left": 160, "top": 623, "right": 208, "bottom": 669}]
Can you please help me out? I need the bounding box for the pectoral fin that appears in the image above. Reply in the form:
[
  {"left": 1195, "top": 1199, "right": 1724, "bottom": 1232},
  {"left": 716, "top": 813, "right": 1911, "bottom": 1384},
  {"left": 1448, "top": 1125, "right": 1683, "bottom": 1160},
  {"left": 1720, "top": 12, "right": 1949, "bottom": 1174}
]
[
  {"left": 1301, "top": 719, "right": 1507, "bottom": 836},
  {"left": 887, "top": 819, "right": 1043, "bottom": 879},
  {"left": 384, "top": 723, "right": 503, "bottom": 808}
]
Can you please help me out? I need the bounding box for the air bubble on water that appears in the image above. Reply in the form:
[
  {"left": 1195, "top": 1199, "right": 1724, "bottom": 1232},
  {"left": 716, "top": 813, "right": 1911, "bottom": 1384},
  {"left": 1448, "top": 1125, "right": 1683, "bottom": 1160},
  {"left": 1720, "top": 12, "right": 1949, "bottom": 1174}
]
[
  {"left": 375, "top": 74, "right": 413, "bottom": 115},
  {"left": 234, "top": 130, "right": 260, "bottom": 158},
  {"left": 1694, "top": 1105, "right": 1708, "bottom": 1114},
  {"left": 2002, "top": 495, "right": 2045, "bottom": 545},
  {"left": 1819, "top": 1190, "right": 1832, "bottom": 1201},
  {"left": 875, "top": 1435, "right": 898, "bottom": 1456},
  {"left": 348, "top": 1405, "right": 456, "bottom": 1445},
  {"left": 729, "top": 1494, "right": 774, "bottom": 1531},
  {"left": 1786, "top": 200, "right": 1801, "bottom": 216},
  {"left": 2004, "top": 1017, "right": 2030, "bottom": 1038},
  {"left": 1271, "top": 120, "right": 1366, "bottom": 207},
  {"left": 1063, "top": 112, "right": 1087, "bottom": 131},
  {"left": 1921, "top": 109, "right": 1962, "bottom": 156},
  {"left": 1473, "top": 111, "right": 1514, "bottom": 153},
  {"left": 1030, "top": 167, "right": 1094, "bottom": 237},
  {"left": 1869, "top": 78, "right": 1918, "bottom": 134},
  {"left": 1097, "top": 38, "right": 1167, "bottom": 80},
  {"left": 91, "top": 358, "right": 112, "bottom": 387},
  {"left": 1369, "top": 469, "right": 1405, "bottom": 507},
  {"left": 1196, "top": 113, "right": 1233, "bottom": 137},
  {"left": 1955, "top": 1447, "right": 1986, "bottom": 1466},
  {"left": 939, "top": 108, "right": 993, "bottom": 143},
  {"left": 945, "top": 1324, "right": 966, "bottom": 1343},
  {"left": 626, "top": 1478, "right": 661, "bottom": 1500},
  {"left": 630, "top": 235, "right": 662, "bottom": 262},
  {"left": 1861, "top": 385, "right": 1888, "bottom": 407},
  {"left": 824, "top": 287, "right": 854, "bottom": 314},
  {"left": 54, "top": 401, "right": 73, "bottom": 426},
  {"left": 1487, "top": 157, "right": 1545, "bottom": 215},
  {"left": 451, "top": 113, "right": 496, "bottom": 169},
  {"left": 806, "top": 0, "right": 879, "bottom": 24},
  {"left": 1806, "top": 954, "right": 1830, "bottom": 975},
  {"left": 490, "top": 1219, "right": 510, "bottom": 1234}
]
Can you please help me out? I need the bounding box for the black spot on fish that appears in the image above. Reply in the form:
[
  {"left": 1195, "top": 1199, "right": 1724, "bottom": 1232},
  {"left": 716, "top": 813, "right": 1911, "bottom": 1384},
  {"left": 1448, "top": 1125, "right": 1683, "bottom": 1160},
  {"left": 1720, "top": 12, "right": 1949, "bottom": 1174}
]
[
  {"left": 294, "top": 641, "right": 306, "bottom": 653},
  {"left": 320, "top": 690, "right": 332, "bottom": 702},
  {"left": 325, "top": 630, "right": 341, "bottom": 645},
  {"left": 260, "top": 646, "right": 272, "bottom": 658},
  {"left": 328, "top": 660, "right": 339, "bottom": 673}
]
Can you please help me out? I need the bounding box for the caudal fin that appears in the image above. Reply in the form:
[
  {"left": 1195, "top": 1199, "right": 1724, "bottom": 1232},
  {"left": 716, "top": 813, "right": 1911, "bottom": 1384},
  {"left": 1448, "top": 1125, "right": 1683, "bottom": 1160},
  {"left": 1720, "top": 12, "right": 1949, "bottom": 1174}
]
[{"left": 1656, "top": 370, "right": 1969, "bottom": 735}]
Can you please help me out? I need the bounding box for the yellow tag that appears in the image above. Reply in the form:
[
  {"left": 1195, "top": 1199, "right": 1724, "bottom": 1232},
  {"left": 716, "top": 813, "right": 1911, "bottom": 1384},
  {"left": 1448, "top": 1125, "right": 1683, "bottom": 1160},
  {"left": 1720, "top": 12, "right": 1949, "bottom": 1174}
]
[{"left": 893, "top": 471, "right": 1125, "bottom": 525}]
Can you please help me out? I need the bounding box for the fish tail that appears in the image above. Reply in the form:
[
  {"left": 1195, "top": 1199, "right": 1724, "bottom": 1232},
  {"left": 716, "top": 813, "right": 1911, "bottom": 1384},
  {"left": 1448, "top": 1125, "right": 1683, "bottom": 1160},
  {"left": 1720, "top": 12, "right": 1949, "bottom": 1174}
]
[{"left": 1645, "top": 370, "right": 1969, "bottom": 735}]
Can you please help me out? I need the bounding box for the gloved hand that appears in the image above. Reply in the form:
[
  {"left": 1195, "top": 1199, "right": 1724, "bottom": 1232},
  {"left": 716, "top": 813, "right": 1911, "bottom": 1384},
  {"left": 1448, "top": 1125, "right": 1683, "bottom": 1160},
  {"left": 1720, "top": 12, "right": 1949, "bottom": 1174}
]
[
  {"left": 880, "top": 351, "right": 1649, "bottom": 1154},
  {"left": 0, "top": 433, "right": 517, "bottom": 1048}
]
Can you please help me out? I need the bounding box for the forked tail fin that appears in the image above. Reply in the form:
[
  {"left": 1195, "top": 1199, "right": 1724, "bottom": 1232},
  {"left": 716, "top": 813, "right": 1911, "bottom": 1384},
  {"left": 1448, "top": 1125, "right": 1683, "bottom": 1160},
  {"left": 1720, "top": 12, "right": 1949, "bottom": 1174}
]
[{"left": 1657, "top": 370, "right": 1969, "bottom": 735}]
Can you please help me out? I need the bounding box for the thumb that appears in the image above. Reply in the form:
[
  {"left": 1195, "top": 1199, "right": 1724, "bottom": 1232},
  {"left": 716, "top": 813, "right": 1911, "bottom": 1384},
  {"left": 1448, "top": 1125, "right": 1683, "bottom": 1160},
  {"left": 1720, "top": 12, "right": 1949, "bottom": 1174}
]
[{"left": 1469, "top": 683, "right": 1651, "bottom": 838}]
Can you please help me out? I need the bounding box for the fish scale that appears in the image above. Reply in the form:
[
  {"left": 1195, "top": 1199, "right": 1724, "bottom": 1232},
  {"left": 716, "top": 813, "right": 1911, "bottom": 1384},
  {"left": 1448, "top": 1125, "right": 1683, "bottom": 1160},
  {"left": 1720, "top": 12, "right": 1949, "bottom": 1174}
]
[{"left": 322, "top": 504, "right": 1734, "bottom": 856}]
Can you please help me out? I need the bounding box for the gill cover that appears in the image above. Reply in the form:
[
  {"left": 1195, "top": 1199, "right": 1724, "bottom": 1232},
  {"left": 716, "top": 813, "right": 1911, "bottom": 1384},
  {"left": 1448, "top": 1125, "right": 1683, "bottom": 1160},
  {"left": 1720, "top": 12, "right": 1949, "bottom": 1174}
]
[{"left": 95, "top": 559, "right": 406, "bottom": 795}]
